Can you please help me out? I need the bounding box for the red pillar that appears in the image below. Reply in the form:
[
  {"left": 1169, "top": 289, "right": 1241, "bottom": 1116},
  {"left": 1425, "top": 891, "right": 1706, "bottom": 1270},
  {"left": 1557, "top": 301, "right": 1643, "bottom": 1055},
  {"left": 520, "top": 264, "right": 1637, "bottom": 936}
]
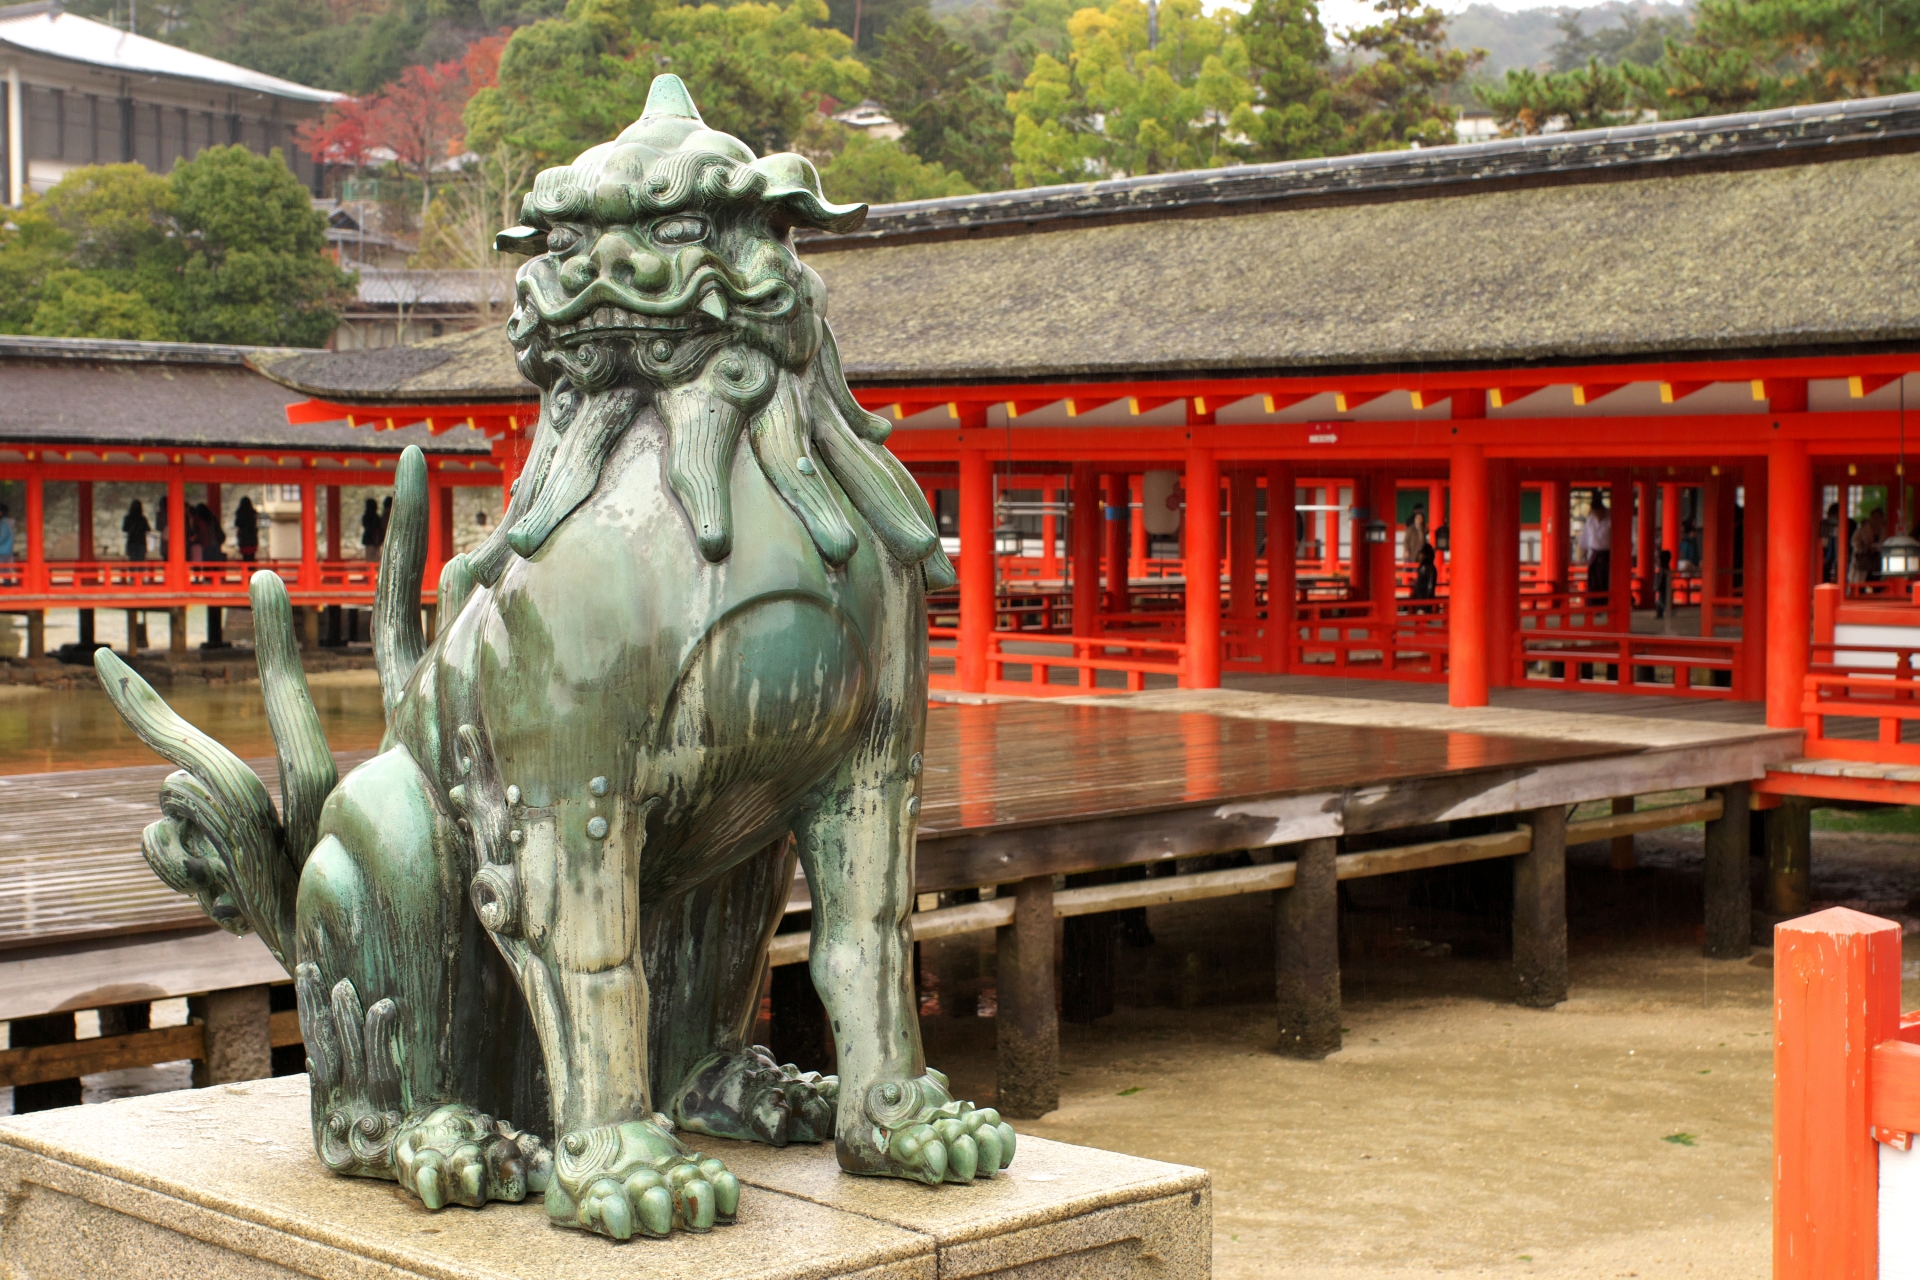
[
  {"left": 1104, "top": 473, "right": 1130, "bottom": 617},
  {"left": 1129, "top": 475, "right": 1146, "bottom": 578},
  {"left": 77, "top": 480, "right": 93, "bottom": 562},
  {"left": 1321, "top": 486, "right": 1339, "bottom": 576},
  {"left": 959, "top": 448, "right": 994, "bottom": 693},
  {"left": 1772, "top": 909, "right": 1901, "bottom": 1280},
  {"left": 438, "top": 485, "right": 456, "bottom": 567},
  {"left": 1743, "top": 464, "right": 1769, "bottom": 703},
  {"left": 1635, "top": 480, "right": 1655, "bottom": 607},
  {"left": 1539, "top": 479, "right": 1564, "bottom": 594},
  {"left": 298, "top": 480, "right": 318, "bottom": 590},
  {"left": 168, "top": 471, "right": 188, "bottom": 590},
  {"left": 326, "top": 486, "right": 342, "bottom": 562},
  {"left": 20, "top": 472, "right": 43, "bottom": 594},
  {"left": 1184, "top": 448, "right": 1220, "bottom": 688},
  {"left": 1448, "top": 443, "right": 1489, "bottom": 707},
  {"left": 1608, "top": 472, "right": 1633, "bottom": 623},
  {"left": 1488, "top": 461, "right": 1518, "bottom": 689},
  {"left": 1660, "top": 482, "right": 1680, "bottom": 582},
  {"left": 1071, "top": 463, "right": 1099, "bottom": 636},
  {"left": 1347, "top": 474, "right": 1372, "bottom": 603},
  {"left": 1229, "top": 470, "right": 1258, "bottom": 621},
  {"left": 1040, "top": 484, "right": 1058, "bottom": 580},
  {"left": 1367, "top": 471, "right": 1397, "bottom": 612},
  {"left": 1266, "top": 464, "right": 1296, "bottom": 673},
  {"left": 1767, "top": 440, "right": 1812, "bottom": 728}
]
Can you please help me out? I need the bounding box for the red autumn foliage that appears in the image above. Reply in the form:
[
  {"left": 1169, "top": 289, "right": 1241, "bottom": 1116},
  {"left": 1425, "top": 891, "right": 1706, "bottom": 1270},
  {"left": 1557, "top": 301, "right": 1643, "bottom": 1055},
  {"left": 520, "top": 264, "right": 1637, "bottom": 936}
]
[{"left": 297, "top": 30, "right": 509, "bottom": 179}]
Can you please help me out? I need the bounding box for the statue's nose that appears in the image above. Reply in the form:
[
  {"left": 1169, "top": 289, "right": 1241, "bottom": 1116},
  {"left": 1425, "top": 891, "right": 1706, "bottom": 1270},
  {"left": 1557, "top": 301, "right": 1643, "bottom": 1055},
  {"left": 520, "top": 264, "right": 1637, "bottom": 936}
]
[{"left": 558, "top": 230, "right": 671, "bottom": 294}]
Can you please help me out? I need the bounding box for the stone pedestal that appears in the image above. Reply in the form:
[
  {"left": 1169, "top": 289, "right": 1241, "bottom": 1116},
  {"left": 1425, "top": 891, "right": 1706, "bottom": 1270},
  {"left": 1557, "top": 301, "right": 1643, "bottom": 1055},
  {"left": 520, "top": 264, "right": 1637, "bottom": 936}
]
[{"left": 0, "top": 1077, "right": 1210, "bottom": 1279}]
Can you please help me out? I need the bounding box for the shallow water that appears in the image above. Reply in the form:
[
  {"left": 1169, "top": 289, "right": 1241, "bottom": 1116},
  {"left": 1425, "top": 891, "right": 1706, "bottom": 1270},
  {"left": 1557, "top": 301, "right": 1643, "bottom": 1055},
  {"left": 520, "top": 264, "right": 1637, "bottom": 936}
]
[{"left": 0, "top": 674, "right": 389, "bottom": 776}]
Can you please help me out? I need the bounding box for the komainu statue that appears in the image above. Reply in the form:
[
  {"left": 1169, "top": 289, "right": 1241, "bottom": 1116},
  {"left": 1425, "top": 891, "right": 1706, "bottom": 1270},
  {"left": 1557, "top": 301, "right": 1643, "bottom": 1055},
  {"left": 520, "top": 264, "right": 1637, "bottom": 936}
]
[{"left": 95, "top": 73, "right": 1015, "bottom": 1241}]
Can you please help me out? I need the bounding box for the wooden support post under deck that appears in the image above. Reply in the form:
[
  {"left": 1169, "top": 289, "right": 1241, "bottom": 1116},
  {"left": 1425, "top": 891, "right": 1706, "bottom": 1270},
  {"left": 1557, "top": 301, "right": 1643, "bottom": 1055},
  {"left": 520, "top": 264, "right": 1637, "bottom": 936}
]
[
  {"left": 1703, "top": 781, "right": 1752, "bottom": 959},
  {"left": 1766, "top": 795, "right": 1812, "bottom": 922},
  {"left": 8, "top": 1012, "right": 80, "bottom": 1112},
  {"left": 25, "top": 611, "right": 42, "bottom": 659},
  {"left": 1184, "top": 448, "right": 1220, "bottom": 687},
  {"left": 168, "top": 606, "right": 188, "bottom": 655},
  {"left": 1448, "top": 443, "right": 1489, "bottom": 706},
  {"left": 1512, "top": 805, "right": 1568, "bottom": 1007},
  {"left": 995, "top": 875, "right": 1058, "bottom": 1119},
  {"left": 190, "top": 985, "right": 272, "bottom": 1087},
  {"left": 1274, "top": 836, "right": 1340, "bottom": 1058}
]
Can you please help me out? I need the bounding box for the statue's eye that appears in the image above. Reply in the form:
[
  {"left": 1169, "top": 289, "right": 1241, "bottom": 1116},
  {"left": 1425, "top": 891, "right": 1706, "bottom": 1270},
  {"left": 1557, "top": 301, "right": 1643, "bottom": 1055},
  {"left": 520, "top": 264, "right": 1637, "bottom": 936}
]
[
  {"left": 652, "top": 216, "right": 708, "bottom": 245},
  {"left": 545, "top": 224, "right": 584, "bottom": 254}
]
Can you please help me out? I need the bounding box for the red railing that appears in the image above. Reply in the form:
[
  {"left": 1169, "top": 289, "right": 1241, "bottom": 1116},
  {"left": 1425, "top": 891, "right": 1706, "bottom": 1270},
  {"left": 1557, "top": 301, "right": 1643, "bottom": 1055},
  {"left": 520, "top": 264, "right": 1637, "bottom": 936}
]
[
  {"left": 1802, "top": 673, "right": 1920, "bottom": 763},
  {"left": 928, "top": 627, "right": 1186, "bottom": 695},
  {"left": 1291, "top": 601, "right": 1449, "bottom": 681},
  {"left": 0, "top": 558, "right": 391, "bottom": 603},
  {"left": 1513, "top": 629, "right": 1741, "bottom": 698}
]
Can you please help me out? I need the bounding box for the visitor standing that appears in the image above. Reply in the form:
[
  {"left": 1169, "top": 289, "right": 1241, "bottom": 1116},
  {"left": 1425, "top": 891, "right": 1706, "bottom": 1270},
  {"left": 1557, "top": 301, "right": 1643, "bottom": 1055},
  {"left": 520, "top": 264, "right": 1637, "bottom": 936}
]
[
  {"left": 0, "top": 504, "right": 14, "bottom": 586},
  {"left": 1403, "top": 504, "right": 1428, "bottom": 564},
  {"left": 1581, "top": 493, "right": 1612, "bottom": 602},
  {"left": 1851, "top": 507, "right": 1887, "bottom": 585},
  {"left": 123, "top": 500, "right": 151, "bottom": 561},
  {"left": 361, "top": 498, "right": 384, "bottom": 559},
  {"left": 235, "top": 497, "right": 259, "bottom": 562}
]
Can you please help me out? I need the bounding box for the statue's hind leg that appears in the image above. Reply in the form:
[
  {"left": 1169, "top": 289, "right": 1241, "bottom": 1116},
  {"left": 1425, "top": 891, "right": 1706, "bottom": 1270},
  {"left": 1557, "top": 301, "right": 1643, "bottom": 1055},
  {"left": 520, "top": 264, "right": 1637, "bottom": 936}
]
[
  {"left": 296, "top": 744, "right": 549, "bottom": 1209},
  {"left": 647, "top": 837, "right": 838, "bottom": 1146}
]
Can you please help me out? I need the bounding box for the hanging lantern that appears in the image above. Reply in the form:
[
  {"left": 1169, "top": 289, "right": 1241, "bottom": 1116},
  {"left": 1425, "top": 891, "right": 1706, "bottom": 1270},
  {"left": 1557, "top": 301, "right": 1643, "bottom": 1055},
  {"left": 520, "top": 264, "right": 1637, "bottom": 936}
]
[
  {"left": 1882, "top": 532, "right": 1920, "bottom": 576},
  {"left": 1362, "top": 514, "right": 1391, "bottom": 544},
  {"left": 1433, "top": 523, "right": 1450, "bottom": 552}
]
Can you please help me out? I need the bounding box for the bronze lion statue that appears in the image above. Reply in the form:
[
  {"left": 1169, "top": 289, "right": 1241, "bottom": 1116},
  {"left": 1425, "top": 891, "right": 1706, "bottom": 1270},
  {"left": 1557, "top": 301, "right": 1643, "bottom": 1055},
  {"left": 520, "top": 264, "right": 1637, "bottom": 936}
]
[{"left": 96, "top": 73, "right": 1013, "bottom": 1242}]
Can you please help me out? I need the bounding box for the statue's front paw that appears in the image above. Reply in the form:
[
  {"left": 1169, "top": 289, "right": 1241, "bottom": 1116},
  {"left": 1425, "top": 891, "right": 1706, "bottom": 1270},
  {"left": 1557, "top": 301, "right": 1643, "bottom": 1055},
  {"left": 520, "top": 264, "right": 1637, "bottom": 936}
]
[
  {"left": 548, "top": 1117, "right": 740, "bottom": 1239},
  {"left": 673, "top": 1045, "right": 838, "bottom": 1147},
  {"left": 854, "top": 1069, "right": 1016, "bottom": 1185},
  {"left": 393, "top": 1105, "right": 551, "bottom": 1209}
]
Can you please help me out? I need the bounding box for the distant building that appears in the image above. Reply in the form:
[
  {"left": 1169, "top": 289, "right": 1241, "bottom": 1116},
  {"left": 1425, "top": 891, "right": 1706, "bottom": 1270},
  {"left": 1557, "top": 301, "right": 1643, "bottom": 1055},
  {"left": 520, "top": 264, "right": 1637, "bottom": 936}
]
[
  {"left": 832, "top": 100, "right": 904, "bottom": 142},
  {"left": 334, "top": 269, "right": 515, "bottom": 351},
  {"left": 0, "top": 0, "right": 338, "bottom": 205}
]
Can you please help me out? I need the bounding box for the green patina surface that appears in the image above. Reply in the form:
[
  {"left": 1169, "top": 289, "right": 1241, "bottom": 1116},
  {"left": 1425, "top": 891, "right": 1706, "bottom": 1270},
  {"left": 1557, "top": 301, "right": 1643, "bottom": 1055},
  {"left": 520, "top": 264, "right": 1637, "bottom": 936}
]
[{"left": 93, "top": 75, "right": 1014, "bottom": 1244}]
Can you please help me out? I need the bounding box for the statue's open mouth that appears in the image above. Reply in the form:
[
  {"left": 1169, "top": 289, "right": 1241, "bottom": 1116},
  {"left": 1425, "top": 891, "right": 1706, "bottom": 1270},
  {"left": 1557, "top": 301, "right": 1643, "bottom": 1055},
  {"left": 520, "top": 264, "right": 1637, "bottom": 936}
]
[
  {"left": 551, "top": 307, "right": 695, "bottom": 343},
  {"left": 523, "top": 265, "right": 796, "bottom": 327}
]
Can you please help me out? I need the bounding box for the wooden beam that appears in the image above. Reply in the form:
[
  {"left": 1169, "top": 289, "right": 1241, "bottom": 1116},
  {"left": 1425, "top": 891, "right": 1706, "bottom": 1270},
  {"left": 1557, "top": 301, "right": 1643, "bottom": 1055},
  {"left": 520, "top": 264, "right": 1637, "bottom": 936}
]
[
  {"left": 1067, "top": 397, "right": 1123, "bottom": 417},
  {"left": 1573, "top": 383, "right": 1626, "bottom": 406},
  {"left": 0, "top": 1024, "right": 203, "bottom": 1088},
  {"left": 1660, "top": 381, "right": 1713, "bottom": 404},
  {"left": 1262, "top": 392, "right": 1314, "bottom": 415},
  {"left": 1490, "top": 386, "right": 1548, "bottom": 409},
  {"left": 1409, "top": 390, "right": 1453, "bottom": 411},
  {"left": 1334, "top": 391, "right": 1386, "bottom": 412},
  {"left": 1566, "top": 796, "right": 1723, "bottom": 845},
  {"left": 1850, "top": 374, "right": 1902, "bottom": 399},
  {"left": 1128, "top": 395, "right": 1183, "bottom": 416}
]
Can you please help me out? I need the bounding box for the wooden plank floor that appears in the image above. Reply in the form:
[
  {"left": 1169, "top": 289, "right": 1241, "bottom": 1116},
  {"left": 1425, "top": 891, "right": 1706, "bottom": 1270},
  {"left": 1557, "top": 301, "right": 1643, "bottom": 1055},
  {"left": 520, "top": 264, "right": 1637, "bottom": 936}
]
[{"left": 1219, "top": 672, "right": 1770, "bottom": 726}]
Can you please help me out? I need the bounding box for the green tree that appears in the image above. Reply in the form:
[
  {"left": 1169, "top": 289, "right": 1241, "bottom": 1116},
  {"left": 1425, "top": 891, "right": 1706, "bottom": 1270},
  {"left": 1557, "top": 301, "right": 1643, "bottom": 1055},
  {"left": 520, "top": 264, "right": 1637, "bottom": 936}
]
[
  {"left": 1475, "top": 59, "right": 1637, "bottom": 135},
  {"left": 1008, "top": 0, "right": 1251, "bottom": 184},
  {"left": 167, "top": 146, "right": 356, "bottom": 347},
  {"left": 1234, "top": 0, "right": 1345, "bottom": 160},
  {"left": 817, "top": 129, "right": 976, "bottom": 202},
  {"left": 823, "top": 0, "right": 925, "bottom": 52},
  {"left": 30, "top": 272, "right": 170, "bottom": 341},
  {"left": 1550, "top": 10, "right": 1689, "bottom": 72},
  {"left": 654, "top": 0, "right": 869, "bottom": 153},
  {"left": 0, "top": 203, "right": 77, "bottom": 334},
  {"left": 1334, "top": 0, "right": 1484, "bottom": 150},
  {"left": 871, "top": 9, "right": 1011, "bottom": 188},
  {"left": 464, "top": 0, "right": 660, "bottom": 164}
]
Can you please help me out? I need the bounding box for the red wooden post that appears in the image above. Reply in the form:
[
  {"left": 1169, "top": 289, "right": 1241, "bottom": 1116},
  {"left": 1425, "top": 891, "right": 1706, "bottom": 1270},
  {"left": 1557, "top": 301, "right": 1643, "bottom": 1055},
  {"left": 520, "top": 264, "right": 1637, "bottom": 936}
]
[
  {"left": 76, "top": 480, "right": 93, "bottom": 562},
  {"left": 1071, "top": 463, "right": 1099, "bottom": 639},
  {"left": 1745, "top": 464, "right": 1770, "bottom": 702},
  {"left": 1702, "top": 473, "right": 1726, "bottom": 637},
  {"left": 1321, "top": 484, "right": 1339, "bottom": 577},
  {"left": 1635, "top": 480, "right": 1655, "bottom": 606},
  {"left": 1040, "top": 484, "right": 1058, "bottom": 580},
  {"left": 1266, "top": 464, "right": 1296, "bottom": 674},
  {"left": 1347, "top": 473, "right": 1372, "bottom": 603},
  {"left": 1229, "top": 470, "right": 1258, "bottom": 621},
  {"left": 1539, "top": 479, "right": 1564, "bottom": 594},
  {"left": 1769, "top": 440, "right": 1813, "bottom": 728},
  {"left": 1129, "top": 475, "right": 1146, "bottom": 579},
  {"left": 325, "top": 486, "right": 342, "bottom": 562},
  {"left": 1608, "top": 472, "right": 1633, "bottom": 622},
  {"left": 1488, "top": 461, "right": 1518, "bottom": 689},
  {"left": 1104, "top": 472, "right": 1130, "bottom": 618},
  {"left": 959, "top": 447, "right": 994, "bottom": 693},
  {"left": 23, "top": 473, "right": 44, "bottom": 594},
  {"left": 1660, "top": 481, "right": 1680, "bottom": 591},
  {"left": 1448, "top": 443, "right": 1489, "bottom": 707},
  {"left": 167, "top": 471, "right": 188, "bottom": 590},
  {"left": 438, "top": 485, "right": 456, "bottom": 568},
  {"left": 1366, "top": 471, "right": 1396, "bottom": 612},
  {"left": 298, "top": 481, "right": 318, "bottom": 590},
  {"left": 1184, "top": 448, "right": 1220, "bottom": 688},
  {"left": 1774, "top": 908, "right": 1902, "bottom": 1280}
]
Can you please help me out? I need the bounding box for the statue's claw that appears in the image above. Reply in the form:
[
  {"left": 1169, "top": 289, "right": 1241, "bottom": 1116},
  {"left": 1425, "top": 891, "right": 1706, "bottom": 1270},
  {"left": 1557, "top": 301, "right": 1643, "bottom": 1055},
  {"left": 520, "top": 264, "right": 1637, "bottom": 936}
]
[
  {"left": 856, "top": 1070, "right": 1015, "bottom": 1184},
  {"left": 393, "top": 1105, "right": 548, "bottom": 1211},
  {"left": 671, "top": 1045, "right": 838, "bottom": 1147},
  {"left": 548, "top": 1117, "right": 739, "bottom": 1238}
]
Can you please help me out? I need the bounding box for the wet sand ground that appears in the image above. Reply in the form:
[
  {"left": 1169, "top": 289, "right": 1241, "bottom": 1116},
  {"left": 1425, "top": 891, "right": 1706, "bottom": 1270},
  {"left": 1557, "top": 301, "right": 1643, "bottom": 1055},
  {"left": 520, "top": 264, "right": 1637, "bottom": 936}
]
[{"left": 916, "top": 826, "right": 1920, "bottom": 1279}]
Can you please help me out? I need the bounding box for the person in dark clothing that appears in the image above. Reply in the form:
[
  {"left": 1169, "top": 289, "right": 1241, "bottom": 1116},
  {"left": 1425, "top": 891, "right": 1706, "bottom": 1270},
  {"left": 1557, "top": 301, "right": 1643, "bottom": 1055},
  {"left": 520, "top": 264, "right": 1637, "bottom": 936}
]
[
  {"left": 155, "top": 495, "right": 169, "bottom": 562},
  {"left": 235, "top": 497, "right": 259, "bottom": 562},
  {"left": 123, "top": 500, "right": 151, "bottom": 561},
  {"left": 196, "top": 502, "right": 224, "bottom": 560},
  {"left": 1410, "top": 542, "right": 1438, "bottom": 601},
  {"left": 361, "top": 498, "right": 384, "bottom": 559}
]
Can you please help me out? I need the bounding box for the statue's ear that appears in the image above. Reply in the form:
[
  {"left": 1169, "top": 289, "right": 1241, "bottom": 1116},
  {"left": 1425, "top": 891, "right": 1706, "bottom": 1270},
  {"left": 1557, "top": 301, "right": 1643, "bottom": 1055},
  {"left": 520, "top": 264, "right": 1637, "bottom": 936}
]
[
  {"left": 749, "top": 153, "right": 867, "bottom": 234},
  {"left": 495, "top": 225, "right": 549, "bottom": 256}
]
